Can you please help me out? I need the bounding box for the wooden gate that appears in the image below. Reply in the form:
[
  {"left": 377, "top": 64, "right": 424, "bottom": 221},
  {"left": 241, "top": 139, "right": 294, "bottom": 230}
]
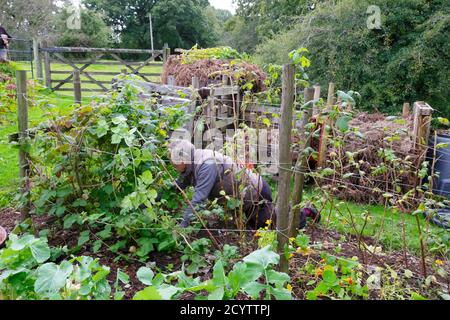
[{"left": 37, "top": 45, "right": 167, "bottom": 93}]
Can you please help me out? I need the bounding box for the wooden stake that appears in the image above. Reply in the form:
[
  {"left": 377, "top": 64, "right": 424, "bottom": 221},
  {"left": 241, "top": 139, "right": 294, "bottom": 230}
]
[
  {"left": 42, "top": 40, "right": 52, "bottom": 89},
  {"left": 277, "top": 64, "right": 295, "bottom": 273},
  {"left": 289, "top": 87, "right": 315, "bottom": 238},
  {"left": 186, "top": 76, "right": 200, "bottom": 140},
  {"left": 163, "top": 46, "right": 171, "bottom": 64},
  {"left": 402, "top": 103, "right": 410, "bottom": 118},
  {"left": 413, "top": 101, "right": 433, "bottom": 158},
  {"left": 312, "top": 85, "right": 321, "bottom": 116},
  {"left": 16, "top": 70, "right": 31, "bottom": 221},
  {"left": 73, "top": 69, "right": 82, "bottom": 105},
  {"left": 33, "top": 38, "right": 43, "bottom": 84}
]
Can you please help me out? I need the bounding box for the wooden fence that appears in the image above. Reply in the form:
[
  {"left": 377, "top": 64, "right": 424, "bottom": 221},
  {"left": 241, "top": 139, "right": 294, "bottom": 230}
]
[{"left": 33, "top": 41, "right": 170, "bottom": 93}]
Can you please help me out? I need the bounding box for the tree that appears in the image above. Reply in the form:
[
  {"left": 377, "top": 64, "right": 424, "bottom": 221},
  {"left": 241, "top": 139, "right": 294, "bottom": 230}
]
[
  {"left": 204, "top": 6, "right": 233, "bottom": 46},
  {"left": 235, "top": 0, "right": 326, "bottom": 45},
  {"left": 0, "top": 0, "right": 65, "bottom": 39},
  {"left": 254, "top": 0, "right": 450, "bottom": 116},
  {"left": 221, "top": 15, "right": 261, "bottom": 53},
  {"left": 83, "top": 0, "right": 217, "bottom": 49},
  {"left": 55, "top": 8, "right": 112, "bottom": 48},
  {"left": 150, "top": 0, "right": 216, "bottom": 49}
]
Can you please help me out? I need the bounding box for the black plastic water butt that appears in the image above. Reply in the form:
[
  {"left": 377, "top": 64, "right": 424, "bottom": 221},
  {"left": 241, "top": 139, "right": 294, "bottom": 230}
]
[
  {"left": 427, "top": 133, "right": 450, "bottom": 229},
  {"left": 430, "top": 134, "right": 450, "bottom": 197}
]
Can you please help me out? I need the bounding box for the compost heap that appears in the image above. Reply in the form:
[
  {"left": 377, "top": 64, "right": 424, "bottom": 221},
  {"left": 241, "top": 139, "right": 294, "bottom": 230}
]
[
  {"left": 323, "top": 112, "right": 420, "bottom": 207},
  {"left": 161, "top": 55, "right": 267, "bottom": 92}
]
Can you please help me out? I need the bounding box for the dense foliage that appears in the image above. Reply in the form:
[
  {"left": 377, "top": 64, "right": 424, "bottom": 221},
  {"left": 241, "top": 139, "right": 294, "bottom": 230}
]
[
  {"left": 0, "top": 63, "right": 16, "bottom": 124},
  {"left": 83, "top": 0, "right": 222, "bottom": 49},
  {"left": 28, "top": 78, "right": 189, "bottom": 258},
  {"left": 250, "top": 0, "right": 450, "bottom": 116},
  {"left": 55, "top": 8, "right": 112, "bottom": 48}
]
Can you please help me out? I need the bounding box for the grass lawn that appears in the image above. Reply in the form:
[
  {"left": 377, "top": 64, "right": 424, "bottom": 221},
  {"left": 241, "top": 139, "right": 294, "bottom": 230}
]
[
  {"left": 267, "top": 180, "right": 449, "bottom": 257},
  {"left": 317, "top": 197, "right": 449, "bottom": 257}
]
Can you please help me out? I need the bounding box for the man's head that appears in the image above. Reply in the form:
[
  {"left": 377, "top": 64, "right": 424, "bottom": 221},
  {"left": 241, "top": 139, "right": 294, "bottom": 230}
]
[{"left": 167, "top": 139, "right": 195, "bottom": 173}]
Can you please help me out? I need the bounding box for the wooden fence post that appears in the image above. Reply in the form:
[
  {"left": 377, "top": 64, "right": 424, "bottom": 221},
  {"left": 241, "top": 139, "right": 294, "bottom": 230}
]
[
  {"left": 186, "top": 76, "right": 200, "bottom": 140},
  {"left": 312, "top": 85, "right": 321, "bottom": 117},
  {"left": 16, "top": 70, "right": 31, "bottom": 221},
  {"left": 317, "top": 82, "right": 335, "bottom": 168},
  {"left": 73, "top": 69, "right": 82, "bottom": 105},
  {"left": 402, "top": 103, "right": 410, "bottom": 118},
  {"left": 163, "top": 45, "right": 171, "bottom": 64},
  {"left": 413, "top": 101, "right": 433, "bottom": 157},
  {"left": 277, "top": 64, "right": 295, "bottom": 273},
  {"left": 289, "top": 87, "right": 315, "bottom": 238},
  {"left": 33, "top": 38, "right": 43, "bottom": 84},
  {"left": 42, "top": 40, "right": 52, "bottom": 89}
]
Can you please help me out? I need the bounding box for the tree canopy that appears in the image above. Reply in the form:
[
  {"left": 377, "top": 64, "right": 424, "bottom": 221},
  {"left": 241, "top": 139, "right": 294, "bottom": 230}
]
[
  {"left": 250, "top": 0, "right": 449, "bottom": 116},
  {"left": 82, "top": 0, "right": 221, "bottom": 49}
]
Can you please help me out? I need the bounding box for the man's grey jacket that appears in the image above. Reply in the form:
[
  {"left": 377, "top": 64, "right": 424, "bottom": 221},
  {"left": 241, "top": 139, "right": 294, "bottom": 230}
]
[{"left": 175, "top": 148, "right": 264, "bottom": 227}]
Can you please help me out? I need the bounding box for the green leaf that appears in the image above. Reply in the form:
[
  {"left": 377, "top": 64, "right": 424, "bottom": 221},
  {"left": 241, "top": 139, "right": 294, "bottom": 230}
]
[
  {"left": 158, "top": 285, "right": 181, "bottom": 300},
  {"left": 10, "top": 234, "right": 36, "bottom": 251},
  {"left": 212, "top": 259, "right": 227, "bottom": 286},
  {"left": 30, "top": 240, "right": 51, "bottom": 263},
  {"left": 322, "top": 269, "right": 337, "bottom": 284},
  {"left": 63, "top": 214, "right": 78, "bottom": 229},
  {"left": 336, "top": 116, "right": 351, "bottom": 132},
  {"left": 78, "top": 231, "right": 90, "bottom": 246},
  {"left": 34, "top": 261, "right": 73, "bottom": 298},
  {"left": 266, "top": 270, "right": 290, "bottom": 287},
  {"left": 96, "top": 119, "right": 109, "bottom": 138},
  {"left": 111, "top": 134, "right": 122, "bottom": 144},
  {"left": 141, "top": 171, "right": 154, "bottom": 185},
  {"left": 133, "top": 286, "right": 162, "bottom": 300},
  {"left": 306, "top": 290, "right": 318, "bottom": 300},
  {"left": 411, "top": 292, "right": 427, "bottom": 300},
  {"left": 136, "top": 240, "right": 154, "bottom": 257},
  {"left": 243, "top": 245, "right": 279, "bottom": 269},
  {"left": 92, "top": 240, "right": 102, "bottom": 253},
  {"left": 337, "top": 91, "right": 355, "bottom": 104},
  {"left": 270, "top": 287, "right": 292, "bottom": 300},
  {"left": 137, "top": 267, "right": 154, "bottom": 286},
  {"left": 242, "top": 282, "right": 266, "bottom": 299},
  {"left": 92, "top": 267, "right": 110, "bottom": 282},
  {"left": 96, "top": 226, "right": 112, "bottom": 240},
  {"left": 208, "top": 287, "right": 225, "bottom": 300},
  {"left": 117, "top": 270, "right": 130, "bottom": 284},
  {"left": 437, "top": 117, "right": 449, "bottom": 126}
]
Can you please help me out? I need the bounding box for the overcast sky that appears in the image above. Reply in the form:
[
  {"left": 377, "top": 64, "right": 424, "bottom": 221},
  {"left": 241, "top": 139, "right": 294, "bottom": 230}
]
[{"left": 209, "top": 0, "right": 236, "bottom": 14}]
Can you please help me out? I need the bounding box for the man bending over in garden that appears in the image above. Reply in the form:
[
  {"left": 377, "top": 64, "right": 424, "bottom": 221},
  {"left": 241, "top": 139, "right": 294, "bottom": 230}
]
[{"left": 161, "top": 139, "right": 276, "bottom": 229}]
